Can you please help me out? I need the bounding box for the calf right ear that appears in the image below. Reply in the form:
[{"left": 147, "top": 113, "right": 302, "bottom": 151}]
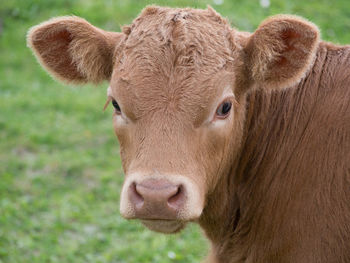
[
  {"left": 245, "top": 15, "right": 320, "bottom": 90},
  {"left": 27, "top": 16, "right": 123, "bottom": 84}
]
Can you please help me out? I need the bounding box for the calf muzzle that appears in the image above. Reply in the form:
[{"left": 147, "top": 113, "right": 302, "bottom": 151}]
[
  {"left": 120, "top": 172, "right": 204, "bottom": 233},
  {"left": 128, "top": 179, "right": 185, "bottom": 220}
]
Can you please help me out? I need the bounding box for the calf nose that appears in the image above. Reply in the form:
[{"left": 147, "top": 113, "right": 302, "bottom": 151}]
[{"left": 128, "top": 179, "right": 185, "bottom": 219}]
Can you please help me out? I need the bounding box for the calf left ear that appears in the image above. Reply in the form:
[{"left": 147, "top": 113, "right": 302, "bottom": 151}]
[
  {"left": 27, "top": 16, "right": 123, "bottom": 84},
  {"left": 245, "top": 15, "right": 320, "bottom": 90}
]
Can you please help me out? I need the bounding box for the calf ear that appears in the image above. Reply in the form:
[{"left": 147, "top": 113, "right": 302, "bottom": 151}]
[
  {"left": 245, "top": 15, "right": 320, "bottom": 90},
  {"left": 27, "top": 16, "right": 123, "bottom": 84}
]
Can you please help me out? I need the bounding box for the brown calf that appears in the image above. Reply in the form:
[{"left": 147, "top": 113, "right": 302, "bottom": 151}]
[{"left": 27, "top": 6, "right": 350, "bottom": 262}]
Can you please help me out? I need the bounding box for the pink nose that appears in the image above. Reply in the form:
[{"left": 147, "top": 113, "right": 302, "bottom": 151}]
[{"left": 128, "top": 179, "right": 185, "bottom": 219}]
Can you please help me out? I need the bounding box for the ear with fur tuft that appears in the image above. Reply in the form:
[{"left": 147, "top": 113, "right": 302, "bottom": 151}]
[
  {"left": 245, "top": 15, "right": 320, "bottom": 90},
  {"left": 27, "top": 16, "right": 123, "bottom": 84}
]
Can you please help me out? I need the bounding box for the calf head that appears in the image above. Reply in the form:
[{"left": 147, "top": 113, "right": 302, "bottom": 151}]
[{"left": 28, "top": 6, "right": 319, "bottom": 233}]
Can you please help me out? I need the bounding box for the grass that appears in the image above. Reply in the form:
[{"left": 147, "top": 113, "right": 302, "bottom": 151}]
[{"left": 1, "top": 0, "right": 350, "bottom": 262}]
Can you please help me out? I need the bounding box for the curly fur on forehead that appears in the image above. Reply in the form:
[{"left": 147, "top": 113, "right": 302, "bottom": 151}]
[{"left": 118, "top": 6, "right": 238, "bottom": 74}]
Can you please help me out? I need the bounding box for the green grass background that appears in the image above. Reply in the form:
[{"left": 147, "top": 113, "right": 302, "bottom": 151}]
[{"left": 1, "top": 0, "right": 350, "bottom": 262}]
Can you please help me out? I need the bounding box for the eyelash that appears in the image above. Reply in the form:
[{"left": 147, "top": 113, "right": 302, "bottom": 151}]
[
  {"left": 215, "top": 100, "right": 232, "bottom": 119},
  {"left": 112, "top": 99, "right": 121, "bottom": 114}
]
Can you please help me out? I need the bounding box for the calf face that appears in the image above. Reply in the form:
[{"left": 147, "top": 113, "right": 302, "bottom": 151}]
[{"left": 27, "top": 6, "right": 319, "bottom": 233}]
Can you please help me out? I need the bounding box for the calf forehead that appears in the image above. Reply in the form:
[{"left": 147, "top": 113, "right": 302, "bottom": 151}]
[
  {"left": 122, "top": 6, "right": 235, "bottom": 60},
  {"left": 111, "top": 6, "right": 237, "bottom": 119}
]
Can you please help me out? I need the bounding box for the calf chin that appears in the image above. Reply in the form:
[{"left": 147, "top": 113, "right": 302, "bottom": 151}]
[{"left": 141, "top": 219, "right": 187, "bottom": 234}]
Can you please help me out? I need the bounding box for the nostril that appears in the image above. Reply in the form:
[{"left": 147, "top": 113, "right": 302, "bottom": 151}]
[
  {"left": 167, "top": 185, "right": 185, "bottom": 210},
  {"left": 129, "top": 182, "right": 144, "bottom": 209}
]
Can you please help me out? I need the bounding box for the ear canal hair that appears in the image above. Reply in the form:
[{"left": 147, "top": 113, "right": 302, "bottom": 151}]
[
  {"left": 27, "top": 16, "right": 123, "bottom": 84},
  {"left": 245, "top": 14, "right": 320, "bottom": 90}
]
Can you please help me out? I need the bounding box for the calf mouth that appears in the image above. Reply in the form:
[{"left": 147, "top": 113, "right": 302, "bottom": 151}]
[{"left": 141, "top": 219, "right": 187, "bottom": 233}]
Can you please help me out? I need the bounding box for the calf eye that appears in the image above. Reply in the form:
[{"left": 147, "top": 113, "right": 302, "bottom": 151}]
[
  {"left": 112, "top": 100, "right": 121, "bottom": 114},
  {"left": 216, "top": 101, "right": 232, "bottom": 118}
]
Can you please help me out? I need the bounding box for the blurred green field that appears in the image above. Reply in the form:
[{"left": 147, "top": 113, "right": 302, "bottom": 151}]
[{"left": 1, "top": 0, "right": 350, "bottom": 262}]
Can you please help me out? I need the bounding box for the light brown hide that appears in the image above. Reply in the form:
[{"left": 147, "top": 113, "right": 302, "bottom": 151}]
[
  {"left": 27, "top": 6, "right": 350, "bottom": 263},
  {"left": 202, "top": 42, "right": 350, "bottom": 263}
]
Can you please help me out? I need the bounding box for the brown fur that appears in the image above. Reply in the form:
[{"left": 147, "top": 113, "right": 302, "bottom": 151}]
[
  {"left": 28, "top": 6, "right": 350, "bottom": 262},
  {"left": 202, "top": 41, "right": 350, "bottom": 262}
]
